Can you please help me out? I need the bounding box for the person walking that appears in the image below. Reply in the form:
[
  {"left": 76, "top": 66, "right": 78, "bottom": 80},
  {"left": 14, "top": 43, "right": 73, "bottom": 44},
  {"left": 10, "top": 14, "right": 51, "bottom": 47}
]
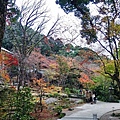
[
  {"left": 93, "top": 91, "right": 97, "bottom": 104},
  {"left": 89, "top": 91, "right": 93, "bottom": 104},
  {"left": 85, "top": 90, "right": 90, "bottom": 103}
]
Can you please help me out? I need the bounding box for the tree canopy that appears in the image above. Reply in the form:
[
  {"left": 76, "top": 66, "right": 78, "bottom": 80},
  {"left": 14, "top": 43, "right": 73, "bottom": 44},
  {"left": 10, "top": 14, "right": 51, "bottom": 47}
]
[
  {"left": 0, "top": 0, "right": 19, "bottom": 51},
  {"left": 56, "top": 0, "right": 120, "bottom": 94}
]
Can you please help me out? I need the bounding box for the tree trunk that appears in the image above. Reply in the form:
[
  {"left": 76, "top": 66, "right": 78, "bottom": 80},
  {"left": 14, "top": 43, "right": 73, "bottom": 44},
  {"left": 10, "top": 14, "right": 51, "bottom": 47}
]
[
  {"left": 116, "top": 80, "right": 120, "bottom": 93},
  {"left": 112, "top": 73, "right": 120, "bottom": 98},
  {"left": 0, "top": 0, "right": 8, "bottom": 51},
  {"left": 17, "top": 58, "right": 27, "bottom": 90}
]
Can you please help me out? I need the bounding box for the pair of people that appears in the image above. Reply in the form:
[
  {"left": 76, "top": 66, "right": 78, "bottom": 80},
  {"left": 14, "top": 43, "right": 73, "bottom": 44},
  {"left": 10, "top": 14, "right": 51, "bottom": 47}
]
[{"left": 85, "top": 90, "right": 96, "bottom": 104}]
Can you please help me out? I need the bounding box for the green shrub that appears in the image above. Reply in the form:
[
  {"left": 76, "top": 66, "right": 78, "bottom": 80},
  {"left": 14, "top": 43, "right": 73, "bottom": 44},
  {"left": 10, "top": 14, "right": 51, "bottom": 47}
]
[
  {"left": 61, "top": 104, "right": 70, "bottom": 109},
  {"left": 2, "top": 87, "right": 35, "bottom": 120},
  {"left": 54, "top": 106, "right": 62, "bottom": 115},
  {"left": 48, "top": 93, "right": 54, "bottom": 98},
  {"left": 65, "top": 88, "right": 71, "bottom": 96},
  {"left": 71, "top": 88, "right": 80, "bottom": 95},
  {"left": 59, "top": 113, "right": 66, "bottom": 118},
  {"left": 53, "top": 93, "right": 60, "bottom": 98}
]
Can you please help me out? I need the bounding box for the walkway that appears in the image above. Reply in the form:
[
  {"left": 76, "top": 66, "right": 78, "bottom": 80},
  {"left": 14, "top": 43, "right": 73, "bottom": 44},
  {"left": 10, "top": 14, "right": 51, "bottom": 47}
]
[{"left": 58, "top": 101, "right": 120, "bottom": 120}]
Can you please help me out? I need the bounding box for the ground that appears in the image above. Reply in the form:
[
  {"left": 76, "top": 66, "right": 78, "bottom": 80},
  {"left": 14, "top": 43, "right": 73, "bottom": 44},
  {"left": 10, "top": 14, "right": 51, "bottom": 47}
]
[
  {"left": 30, "top": 101, "right": 120, "bottom": 120},
  {"left": 31, "top": 108, "right": 59, "bottom": 120},
  {"left": 30, "top": 98, "right": 84, "bottom": 120}
]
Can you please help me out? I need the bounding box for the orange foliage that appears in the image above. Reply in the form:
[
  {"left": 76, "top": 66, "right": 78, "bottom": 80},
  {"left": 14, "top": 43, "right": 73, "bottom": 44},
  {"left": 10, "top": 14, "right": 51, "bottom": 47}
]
[
  {"left": 0, "top": 53, "right": 18, "bottom": 69},
  {"left": 4, "top": 53, "right": 18, "bottom": 66},
  {"left": 32, "top": 78, "right": 47, "bottom": 87},
  {"left": 27, "top": 49, "right": 58, "bottom": 69},
  {"left": 43, "top": 85, "right": 62, "bottom": 93},
  {"left": 0, "top": 52, "right": 18, "bottom": 82},
  {"left": 79, "top": 73, "right": 94, "bottom": 84},
  {"left": 1, "top": 72, "right": 10, "bottom": 82}
]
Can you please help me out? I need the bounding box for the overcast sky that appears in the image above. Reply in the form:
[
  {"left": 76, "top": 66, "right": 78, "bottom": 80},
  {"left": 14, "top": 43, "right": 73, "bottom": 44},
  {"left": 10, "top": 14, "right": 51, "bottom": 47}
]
[
  {"left": 15, "top": 0, "right": 84, "bottom": 46},
  {"left": 15, "top": 0, "right": 113, "bottom": 58},
  {"left": 16, "top": 0, "right": 66, "bottom": 18},
  {"left": 15, "top": 0, "right": 104, "bottom": 51}
]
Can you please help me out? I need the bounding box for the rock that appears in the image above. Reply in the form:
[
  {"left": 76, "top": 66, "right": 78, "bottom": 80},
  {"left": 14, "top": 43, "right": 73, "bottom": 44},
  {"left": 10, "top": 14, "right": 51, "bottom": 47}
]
[{"left": 68, "top": 108, "right": 74, "bottom": 111}]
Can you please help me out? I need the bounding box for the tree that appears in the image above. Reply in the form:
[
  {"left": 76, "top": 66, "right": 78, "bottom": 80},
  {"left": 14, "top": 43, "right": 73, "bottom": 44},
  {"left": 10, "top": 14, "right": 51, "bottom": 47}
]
[
  {"left": 59, "top": 44, "right": 77, "bottom": 57},
  {"left": 0, "top": 0, "right": 8, "bottom": 51},
  {"left": 56, "top": 55, "right": 70, "bottom": 86},
  {"left": 80, "top": 1, "right": 120, "bottom": 94},
  {"left": 56, "top": 55, "right": 82, "bottom": 89},
  {"left": 0, "top": 0, "right": 19, "bottom": 51},
  {"left": 30, "top": 78, "right": 46, "bottom": 113},
  {"left": 54, "top": 16, "right": 81, "bottom": 46},
  {"left": 79, "top": 72, "right": 94, "bottom": 89},
  {"left": 0, "top": 51, "right": 18, "bottom": 84},
  {"left": 57, "top": 0, "right": 120, "bottom": 95},
  {"left": 5, "top": 0, "right": 64, "bottom": 90},
  {"left": 40, "top": 37, "right": 64, "bottom": 56},
  {"left": 56, "top": 0, "right": 90, "bottom": 15},
  {"left": 0, "top": 87, "right": 35, "bottom": 120},
  {"left": 92, "top": 75, "right": 112, "bottom": 101}
]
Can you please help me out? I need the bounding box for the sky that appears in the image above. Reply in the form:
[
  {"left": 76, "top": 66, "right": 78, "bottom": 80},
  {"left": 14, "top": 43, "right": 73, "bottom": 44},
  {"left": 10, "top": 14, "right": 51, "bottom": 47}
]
[
  {"left": 15, "top": 0, "right": 85, "bottom": 46},
  {"left": 15, "top": 0, "right": 114, "bottom": 58},
  {"left": 15, "top": 0, "right": 105, "bottom": 53},
  {"left": 16, "top": 0, "right": 65, "bottom": 18}
]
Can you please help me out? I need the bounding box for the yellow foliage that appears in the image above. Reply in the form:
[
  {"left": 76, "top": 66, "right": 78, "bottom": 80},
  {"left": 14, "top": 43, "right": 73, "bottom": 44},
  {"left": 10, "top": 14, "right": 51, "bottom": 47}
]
[
  {"left": 43, "top": 85, "right": 62, "bottom": 94},
  {"left": 32, "top": 78, "right": 47, "bottom": 87},
  {"left": 49, "top": 63, "right": 57, "bottom": 69},
  {"left": 101, "top": 16, "right": 108, "bottom": 23},
  {"left": 0, "top": 71, "right": 10, "bottom": 82},
  {"left": 110, "top": 21, "right": 120, "bottom": 36}
]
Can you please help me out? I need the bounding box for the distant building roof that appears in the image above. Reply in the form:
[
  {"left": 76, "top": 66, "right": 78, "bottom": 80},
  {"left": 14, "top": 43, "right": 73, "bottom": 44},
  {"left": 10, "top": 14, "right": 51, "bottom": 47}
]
[{"left": 1, "top": 47, "right": 13, "bottom": 54}]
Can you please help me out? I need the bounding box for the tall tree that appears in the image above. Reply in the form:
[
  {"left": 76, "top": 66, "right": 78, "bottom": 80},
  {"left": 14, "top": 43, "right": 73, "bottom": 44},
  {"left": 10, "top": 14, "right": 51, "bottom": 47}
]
[
  {"left": 0, "top": 0, "right": 8, "bottom": 51},
  {"left": 81, "top": 1, "right": 120, "bottom": 94},
  {"left": 0, "top": 0, "right": 19, "bottom": 51},
  {"left": 56, "top": 55, "right": 70, "bottom": 86},
  {"left": 57, "top": 0, "right": 120, "bottom": 95},
  {"left": 6, "top": 0, "right": 64, "bottom": 90}
]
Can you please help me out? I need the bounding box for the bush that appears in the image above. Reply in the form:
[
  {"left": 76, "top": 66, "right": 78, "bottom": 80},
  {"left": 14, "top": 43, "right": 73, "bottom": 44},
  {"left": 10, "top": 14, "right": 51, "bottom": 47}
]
[
  {"left": 59, "top": 113, "right": 66, "bottom": 118},
  {"left": 71, "top": 88, "right": 80, "bottom": 95},
  {"left": 54, "top": 106, "right": 62, "bottom": 115},
  {"left": 48, "top": 93, "right": 54, "bottom": 98},
  {"left": 2, "top": 87, "right": 35, "bottom": 120},
  {"left": 65, "top": 88, "right": 71, "bottom": 96},
  {"left": 61, "top": 104, "right": 70, "bottom": 109},
  {"left": 53, "top": 93, "right": 60, "bottom": 98}
]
